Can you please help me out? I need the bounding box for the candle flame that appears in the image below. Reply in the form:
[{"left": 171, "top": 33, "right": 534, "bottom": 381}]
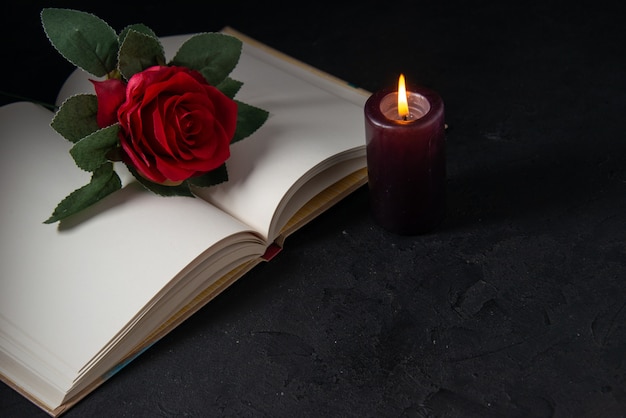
[{"left": 397, "top": 74, "right": 409, "bottom": 119}]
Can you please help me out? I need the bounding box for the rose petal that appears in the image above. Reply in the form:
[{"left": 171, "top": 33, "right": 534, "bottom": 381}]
[{"left": 90, "top": 79, "right": 126, "bottom": 128}]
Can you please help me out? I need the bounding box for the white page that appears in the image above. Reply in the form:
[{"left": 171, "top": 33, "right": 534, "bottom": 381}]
[
  {"left": 192, "top": 37, "right": 368, "bottom": 240},
  {"left": 57, "top": 33, "right": 368, "bottom": 242},
  {"left": 197, "top": 49, "right": 366, "bottom": 240},
  {"left": 0, "top": 103, "right": 261, "bottom": 390}
]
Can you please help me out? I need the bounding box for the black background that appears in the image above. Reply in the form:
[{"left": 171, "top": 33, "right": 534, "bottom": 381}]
[{"left": 2, "top": 1, "right": 625, "bottom": 417}]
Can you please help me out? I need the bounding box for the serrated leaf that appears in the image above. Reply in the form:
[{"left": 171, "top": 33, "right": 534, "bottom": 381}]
[
  {"left": 44, "top": 163, "right": 121, "bottom": 224},
  {"left": 216, "top": 77, "right": 243, "bottom": 99},
  {"left": 70, "top": 124, "right": 120, "bottom": 172},
  {"left": 41, "top": 8, "right": 118, "bottom": 77},
  {"left": 188, "top": 164, "right": 228, "bottom": 188},
  {"left": 231, "top": 101, "right": 270, "bottom": 144},
  {"left": 118, "top": 30, "right": 165, "bottom": 80},
  {"left": 170, "top": 33, "right": 242, "bottom": 86},
  {"left": 51, "top": 94, "right": 100, "bottom": 143},
  {"left": 119, "top": 23, "right": 158, "bottom": 44},
  {"left": 127, "top": 166, "right": 195, "bottom": 197}
]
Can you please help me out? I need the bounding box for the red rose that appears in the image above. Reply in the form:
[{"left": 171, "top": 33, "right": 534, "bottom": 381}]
[{"left": 94, "top": 65, "right": 238, "bottom": 185}]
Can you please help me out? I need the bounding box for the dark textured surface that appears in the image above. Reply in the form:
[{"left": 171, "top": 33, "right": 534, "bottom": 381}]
[{"left": 2, "top": 1, "right": 625, "bottom": 417}]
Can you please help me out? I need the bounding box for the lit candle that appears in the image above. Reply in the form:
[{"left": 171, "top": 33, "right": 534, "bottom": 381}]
[{"left": 364, "top": 74, "right": 446, "bottom": 235}]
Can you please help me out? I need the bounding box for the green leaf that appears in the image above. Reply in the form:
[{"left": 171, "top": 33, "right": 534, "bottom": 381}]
[
  {"left": 118, "top": 30, "right": 166, "bottom": 80},
  {"left": 127, "top": 166, "right": 195, "bottom": 197},
  {"left": 44, "top": 163, "right": 122, "bottom": 224},
  {"left": 119, "top": 23, "right": 158, "bottom": 44},
  {"left": 231, "top": 100, "right": 270, "bottom": 144},
  {"left": 51, "top": 94, "right": 100, "bottom": 143},
  {"left": 216, "top": 77, "right": 243, "bottom": 99},
  {"left": 70, "top": 124, "right": 120, "bottom": 172},
  {"left": 170, "top": 33, "right": 242, "bottom": 86},
  {"left": 188, "top": 164, "right": 228, "bottom": 187},
  {"left": 41, "top": 8, "right": 119, "bottom": 77}
]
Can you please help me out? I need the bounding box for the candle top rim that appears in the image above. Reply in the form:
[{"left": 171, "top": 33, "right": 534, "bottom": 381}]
[
  {"left": 365, "top": 85, "right": 444, "bottom": 127},
  {"left": 380, "top": 91, "right": 431, "bottom": 122}
]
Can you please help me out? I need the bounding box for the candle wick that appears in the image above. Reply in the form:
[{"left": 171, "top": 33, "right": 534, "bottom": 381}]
[{"left": 403, "top": 114, "right": 409, "bottom": 121}]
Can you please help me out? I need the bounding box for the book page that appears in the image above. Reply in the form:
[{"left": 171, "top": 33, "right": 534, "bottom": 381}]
[
  {"left": 56, "top": 32, "right": 369, "bottom": 242},
  {"left": 0, "top": 102, "right": 265, "bottom": 402},
  {"left": 193, "top": 35, "right": 368, "bottom": 241}
]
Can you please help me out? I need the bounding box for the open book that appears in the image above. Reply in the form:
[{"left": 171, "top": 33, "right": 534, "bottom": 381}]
[{"left": 0, "top": 28, "right": 369, "bottom": 416}]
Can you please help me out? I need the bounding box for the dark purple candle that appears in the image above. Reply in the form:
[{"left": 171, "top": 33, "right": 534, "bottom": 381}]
[{"left": 364, "top": 77, "right": 446, "bottom": 235}]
